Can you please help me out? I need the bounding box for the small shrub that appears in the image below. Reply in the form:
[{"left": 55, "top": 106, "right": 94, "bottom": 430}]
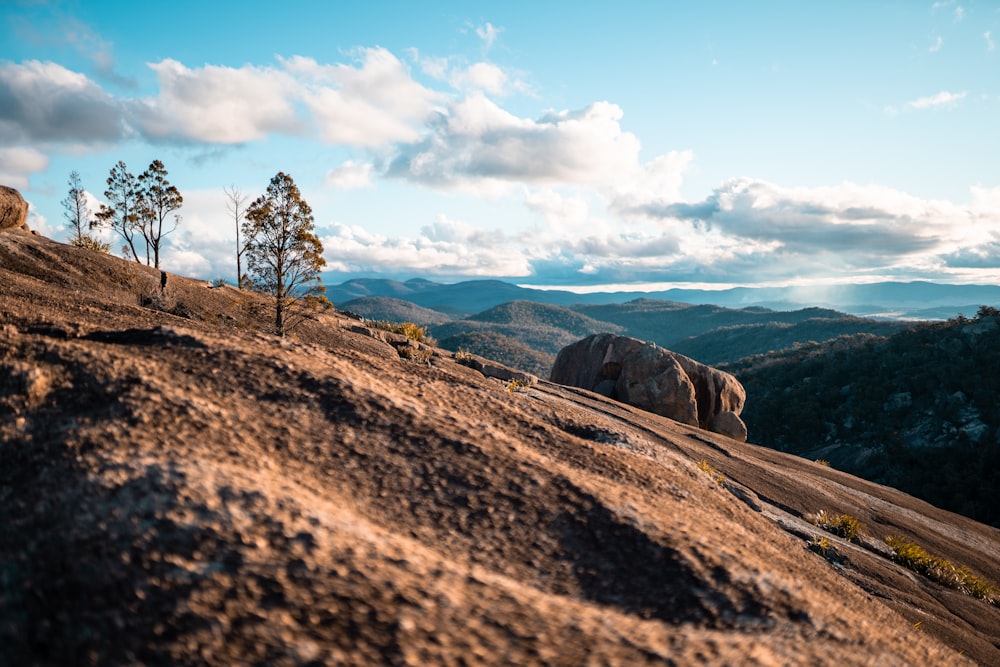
[
  {"left": 71, "top": 235, "right": 111, "bottom": 253},
  {"left": 815, "top": 511, "right": 865, "bottom": 541},
  {"left": 454, "top": 347, "right": 474, "bottom": 365},
  {"left": 397, "top": 344, "right": 432, "bottom": 364},
  {"left": 367, "top": 319, "right": 432, "bottom": 344},
  {"left": 213, "top": 278, "right": 227, "bottom": 288},
  {"left": 506, "top": 377, "right": 529, "bottom": 393},
  {"left": 814, "top": 459, "right": 830, "bottom": 466},
  {"left": 697, "top": 459, "right": 725, "bottom": 484},
  {"left": 885, "top": 535, "right": 998, "bottom": 604},
  {"left": 809, "top": 535, "right": 844, "bottom": 563}
]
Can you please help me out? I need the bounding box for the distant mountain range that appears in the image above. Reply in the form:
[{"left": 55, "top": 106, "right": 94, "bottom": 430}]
[
  {"left": 326, "top": 277, "right": 1000, "bottom": 321},
  {"left": 338, "top": 295, "right": 910, "bottom": 377}
]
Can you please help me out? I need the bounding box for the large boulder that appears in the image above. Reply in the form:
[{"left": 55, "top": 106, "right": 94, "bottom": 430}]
[
  {"left": 550, "top": 333, "right": 747, "bottom": 440},
  {"left": 0, "top": 185, "right": 29, "bottom": 231}
]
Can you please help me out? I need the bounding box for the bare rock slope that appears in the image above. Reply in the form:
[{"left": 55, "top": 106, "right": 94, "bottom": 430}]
[{"left": 1, "top": 228, "right": 999, "bottom": 665}]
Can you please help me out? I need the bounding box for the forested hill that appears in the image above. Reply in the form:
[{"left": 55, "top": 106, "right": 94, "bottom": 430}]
[
  {"left": 342, "top": 295, "right": 911, "bottom": 376},
  {"left": 725, "top": 307, "right": 1000, "bottom": 527}
]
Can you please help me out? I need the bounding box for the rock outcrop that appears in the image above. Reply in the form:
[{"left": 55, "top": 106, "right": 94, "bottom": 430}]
[
  {"left": 0, "top": 185, "right": 29, "bottom": 231},
  {"left": 551, "top": 333, "right": 747, "bottom": 440}
]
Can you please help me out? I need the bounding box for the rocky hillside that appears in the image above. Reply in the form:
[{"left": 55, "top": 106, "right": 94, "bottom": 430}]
[
  {"left": 725, "top": 313, "right": 1000, "bottom": 528},
  {"left": 2, "top": 227, "right": 999, "bottom": 665}
]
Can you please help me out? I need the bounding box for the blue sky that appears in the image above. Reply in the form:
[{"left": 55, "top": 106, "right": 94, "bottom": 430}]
[{"left": 2, "top": 0, "right": 999, "bottom": 290}]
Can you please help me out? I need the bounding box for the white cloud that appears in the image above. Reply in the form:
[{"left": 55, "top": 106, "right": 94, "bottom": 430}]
[
  {"left": 986, "top": 31, "right": 996, "bottom": 52},
  {"left": 129, "top": 59, "right": 301, "bottom": 144},
  {"left": 0, "top": 60, "right": 123, "bottom": 143},
  {"left": 888, "top": 90, "right": 967, "bottom": 114},
  {"left": 475, "top": 22, "right": 502, "bottom": 50},
  {"left": 325, "top": 160, "right": 375, "bottom": 189},
  {"left": 321, "top": 220, "right": 533, "bottom": 277},
  {"left": 386, "top": 95, "right": 645, "bottom": 196},
  {"left": 524, "top": 188, "right": 592, "bottom": 234},
  {"left": 0, "top": 147, "right": 48, "bottom": 188},
  {"left": 284, "top": 49, "right": 443, "bottom": 147},
  {"left": 628, "top": 178, "right": 995, "bottom": 282},
  {"left": 906, "top": 90, "right": 966, "bottom": 110},
  {"left": 450, "top": 62, "right": 509, "bottom": 95},
  {"left": 929, "top": 36, "right": 944, "bottom": 52}
]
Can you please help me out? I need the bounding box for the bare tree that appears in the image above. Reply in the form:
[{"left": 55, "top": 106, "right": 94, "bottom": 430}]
[
  {"left": 243, "top": 172, "right": 329, "bottom": 336},
  {"left": 95, "top": 161, "right": 142, "bottom": 263},
  {"left": 224, "top": 185, "right": 248, "bottom": 287},
  {"left": 137, "top": 160, "right": 182, "bottom": 269}
]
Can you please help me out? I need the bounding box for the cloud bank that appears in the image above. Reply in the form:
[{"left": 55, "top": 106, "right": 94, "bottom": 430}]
[{"left": 3, "top": 37, "right": 999, "bottom": 288}]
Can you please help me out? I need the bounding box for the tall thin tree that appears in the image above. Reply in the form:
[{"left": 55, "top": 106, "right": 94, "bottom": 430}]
[
  {"left": 242, "top": 172, "right": 329, "bottom": 336},
  {"left": 61, "top": 170, "right": 89, "bottom": 244},
  {"left": 137, "top": 160, "right": 182, "bottom": 269},
  {"left": 224, "top": 185, "right": 248, "bottom": 287},
  {"left": 95, "top": 161, "right": 142, "bottom": 263}
]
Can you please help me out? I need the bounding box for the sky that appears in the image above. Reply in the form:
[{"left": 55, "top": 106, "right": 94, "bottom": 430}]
[{"left": 2, "top": 0, "right": 999, "bottom": 291}]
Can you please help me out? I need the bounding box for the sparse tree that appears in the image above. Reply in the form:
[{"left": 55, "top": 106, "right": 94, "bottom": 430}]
[
  {"left": 242, "top": 172, "right": 329, "bottom": 336},
  {"left": 95, "top": 161, "right": 142, "bottom": 263},
  {"left": 62, "top": 170, "right": 89, "bottom": 244},
  {"left": 62, "top": 172, "right": 111, "bottom": 253},
  {"left": 224, "top": 184, "right": 249, "bottom": 287},
  {"left": 137, "top": 160, "right": 182, "bottom": 269}
]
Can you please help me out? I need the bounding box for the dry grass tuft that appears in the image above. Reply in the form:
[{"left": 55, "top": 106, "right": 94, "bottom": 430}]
[{"left": 885, "top": 536, "right": 998, "bottom": 604}]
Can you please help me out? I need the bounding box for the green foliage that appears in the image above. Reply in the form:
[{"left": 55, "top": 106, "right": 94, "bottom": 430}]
[
  {"left": 136, "top": 159, "right": 182, "bottom": 269},
  {"left": 814, "top": 510, "right": 865, "bottom": 541},
  {"left": 243, "top": 172, "right": 328, "bottom": 337},
  {"left": 433, "top": 300, "right": 620, "bottom": 359},
  {"left": 95, "top": 161, "right": 142, "bottom": 263},
  {"left": 438, "top": 331, "right": 553, "bottom": 378},
  {"left": 885, "top": 536, "right": 997, "bottom": 604},
  {"left": 340, "top": 296, "right": 452, "bottom": 327},
  {"left": 730, "top": 313, "right": 1000, "bottom": 528},
  {"left": 94, "top": 160, "right": 182, "bottom": 269}
]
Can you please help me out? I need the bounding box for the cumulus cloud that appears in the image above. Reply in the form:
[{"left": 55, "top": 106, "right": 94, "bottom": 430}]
[
  {"left": 320, "top": 218, "right": 533, "bottom": 277},
  {"left": 128, "top": 59, "right": 302, "bottom": 144},
  {"left": 0, "top": 60, "right": 123, "bottom": 143},
  {"left": 283, "top": 49, "right": 442, "bottom": 147},
  {"left": 325, "top": 160, "right": 375, "bottom": 189},
  {"left": 929, "top": 36, "right": 944, "bottom": 52},
  {"left": 0, "top": 146, "right": 48, "bottom": 188},
  {"left": 628, "top": 178, "right": 995, "bottom": 280},
  {"left": 450, "top": 62, "right": 509, "bottom": 95},
  {"left": 986, "top": 31, "right": 996, "bottom": 52},
  {"left": 386, "top": 95, "right": 644, "bottom": 195}
]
